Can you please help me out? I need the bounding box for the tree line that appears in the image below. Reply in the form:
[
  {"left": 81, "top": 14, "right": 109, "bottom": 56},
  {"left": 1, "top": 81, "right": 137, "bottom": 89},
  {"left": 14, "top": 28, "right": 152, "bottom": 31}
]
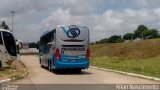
[
  {"left": 0, "top": 21, "right": 9, "bottom": 30},
  {"left": 92, "top": 25, "right": 160, "bottom": 44}
]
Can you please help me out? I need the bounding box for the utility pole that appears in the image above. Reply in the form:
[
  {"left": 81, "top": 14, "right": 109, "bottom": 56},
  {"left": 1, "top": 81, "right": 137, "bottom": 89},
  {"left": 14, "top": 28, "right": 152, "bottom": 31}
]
[{"left": 11, "top": 11, "right": 15, "bottom": 32}]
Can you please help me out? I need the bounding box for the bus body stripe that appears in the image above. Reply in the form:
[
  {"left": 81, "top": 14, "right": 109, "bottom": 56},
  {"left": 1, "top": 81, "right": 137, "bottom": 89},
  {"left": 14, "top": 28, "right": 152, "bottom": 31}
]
[{"left": 61, "top": 27, "right": 67, "bottom": 34}]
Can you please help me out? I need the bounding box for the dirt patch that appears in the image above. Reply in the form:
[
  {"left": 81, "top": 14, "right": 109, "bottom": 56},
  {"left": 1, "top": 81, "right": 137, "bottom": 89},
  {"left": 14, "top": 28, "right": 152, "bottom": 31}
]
[{"left": 0, "top": 60, "right": 27, "bottom": 81}]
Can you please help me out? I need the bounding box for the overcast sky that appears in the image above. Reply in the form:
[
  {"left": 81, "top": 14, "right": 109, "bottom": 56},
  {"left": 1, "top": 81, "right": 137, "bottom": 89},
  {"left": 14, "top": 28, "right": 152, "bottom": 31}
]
[{"left": 0, "top": 0, "right": 160, "bottom": 42}]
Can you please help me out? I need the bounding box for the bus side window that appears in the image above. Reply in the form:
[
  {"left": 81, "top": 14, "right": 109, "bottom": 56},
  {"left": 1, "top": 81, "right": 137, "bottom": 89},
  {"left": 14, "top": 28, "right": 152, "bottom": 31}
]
[
  {"left": 39, "top": 43, "right": 45, "bottom": 54},
  {"left": 39, "top": 46, "right": 43, "bottom": 56},
  {"left": 52, "top": 30, "right": 56, "bottom": 46},
  {"left": 43, "top": 45, "right": 49, "bottom": 54},
  {"left": 49, "top": 31, "right": 54, "bottom": 43},
  {"left": 39, "top": 46, "right": 42, "bottom": 53},
  {"left": 53, "top": 31, "right": 56, "bottom": 42}
]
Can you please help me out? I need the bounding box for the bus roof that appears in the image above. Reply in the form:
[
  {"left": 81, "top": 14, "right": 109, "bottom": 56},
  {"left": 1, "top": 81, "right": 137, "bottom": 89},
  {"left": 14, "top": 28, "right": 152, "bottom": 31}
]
[
  {"left": 40, "top": 25, "right": 89, "bottom": 38},
  {"left": 0, "top": 29, "right": 13, "bottom": 33},
  {"left": 40, "top": 29, "right": 55, "bottom": 38},
  {"left": 57, "top": 25, "right": 88, "bottom": 29}
]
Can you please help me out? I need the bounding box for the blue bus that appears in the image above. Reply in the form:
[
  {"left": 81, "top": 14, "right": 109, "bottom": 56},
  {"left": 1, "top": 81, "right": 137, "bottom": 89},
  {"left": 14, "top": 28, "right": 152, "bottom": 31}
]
[{"left": 39, "top": 25, "right": 90, "bottom": 72}]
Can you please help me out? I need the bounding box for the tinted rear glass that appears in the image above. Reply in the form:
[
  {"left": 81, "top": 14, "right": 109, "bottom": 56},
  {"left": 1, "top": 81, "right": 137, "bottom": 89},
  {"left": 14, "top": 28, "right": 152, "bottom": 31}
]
[
  {"left": 0, "top": 31, "right": 3, "bottom": 44},
  {"left": 3, "top": 31, "right": 17, "bottom": 56}
]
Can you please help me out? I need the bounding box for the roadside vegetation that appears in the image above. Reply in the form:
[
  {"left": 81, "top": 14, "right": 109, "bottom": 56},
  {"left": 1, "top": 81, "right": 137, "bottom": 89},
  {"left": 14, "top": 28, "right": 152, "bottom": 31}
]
[
  {"left": 91, "top": 24, "right": 160, "bottom": 44},
  {"left": 90, "top": 39, "right": 160, "bottom": 78},
  {"left": 0, "top": 61, "right": 27, "bottom": 81},
  {"left": 0, "top": 67, "right": 15, "bottom": 77}
]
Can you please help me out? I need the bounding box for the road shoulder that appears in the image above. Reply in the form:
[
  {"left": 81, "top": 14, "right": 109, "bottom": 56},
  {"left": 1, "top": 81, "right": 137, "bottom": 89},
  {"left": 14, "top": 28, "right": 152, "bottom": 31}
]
[
  {"left": 0, "top": 60, "right": 28, "bottom": 84},
  {"left": 90, "top": 66, "right": 160, "bottom": 82}
]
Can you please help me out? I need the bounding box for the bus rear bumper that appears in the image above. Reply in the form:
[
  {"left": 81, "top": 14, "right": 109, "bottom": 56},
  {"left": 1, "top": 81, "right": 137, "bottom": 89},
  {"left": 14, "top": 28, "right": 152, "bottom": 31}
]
[{"left": 54, "top": 61, "right": 89, "bottom": 69}]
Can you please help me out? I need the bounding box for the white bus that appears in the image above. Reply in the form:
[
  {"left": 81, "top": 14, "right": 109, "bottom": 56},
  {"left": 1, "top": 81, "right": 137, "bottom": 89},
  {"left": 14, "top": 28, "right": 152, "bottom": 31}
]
[
  {"left": 39, "top": 25, "right": 90, "bottom": 72},
  {"left": 0, "top": 29, "right": 17, "bottom": 68}
]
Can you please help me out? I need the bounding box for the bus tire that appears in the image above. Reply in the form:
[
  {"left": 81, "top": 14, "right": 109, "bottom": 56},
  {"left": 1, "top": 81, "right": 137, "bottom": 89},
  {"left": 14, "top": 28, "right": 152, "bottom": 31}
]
[
  {"left": 39, "top": 59, "right": 41, "bottom": 64},
  {"left": 41, "top": 64, "right": 44, "bottom": 68},
  {"left": 77, "top": 69, "right": 81, "bottom": 73},
  {"left": 52, "top": 69, "right": 57, "bottom": 72},
  {"left": 0, "top": 61, "right": 2, "bottom": 68},
  {"left": 48, "top": 60, "right": 52, "bottom": 72},
  {"left": 40, "top": 59, "right": 44, "bottom": 68}
]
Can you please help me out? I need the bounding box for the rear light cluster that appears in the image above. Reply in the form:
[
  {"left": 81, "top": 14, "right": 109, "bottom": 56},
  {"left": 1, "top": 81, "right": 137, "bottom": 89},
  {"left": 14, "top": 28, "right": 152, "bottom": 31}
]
[
  {"left": 56, "top": 49, "right": 60, "bottom": 60},
  {"left": 86, "top": 49, "right": 90, "bottom": 60}
]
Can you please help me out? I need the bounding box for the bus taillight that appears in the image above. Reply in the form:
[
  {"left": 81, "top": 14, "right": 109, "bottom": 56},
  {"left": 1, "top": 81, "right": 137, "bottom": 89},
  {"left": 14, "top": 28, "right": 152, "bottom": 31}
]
[
  {"left": 56, "top": 49, "right": 60, "bottom": 60},
  {"left": 86, "top": 49, "right": 90, "bottom": 60}
]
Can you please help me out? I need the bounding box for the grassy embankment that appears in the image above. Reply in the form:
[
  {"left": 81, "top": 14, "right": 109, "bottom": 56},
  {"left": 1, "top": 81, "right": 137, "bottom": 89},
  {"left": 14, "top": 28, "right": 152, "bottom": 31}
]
[{"left": 90, "top": 39, "right": 160, "bottom": 78}]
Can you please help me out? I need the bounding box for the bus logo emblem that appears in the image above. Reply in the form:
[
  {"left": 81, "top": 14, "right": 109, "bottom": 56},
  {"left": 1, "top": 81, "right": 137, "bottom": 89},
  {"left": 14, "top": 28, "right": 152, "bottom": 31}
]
[{"left": 67, "top": 28, "right": 80, "bottom": 38}]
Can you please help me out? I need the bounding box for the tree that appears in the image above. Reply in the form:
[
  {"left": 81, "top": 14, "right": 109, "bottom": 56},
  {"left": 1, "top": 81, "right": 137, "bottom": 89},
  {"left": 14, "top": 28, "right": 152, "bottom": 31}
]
[
  {"left": 95, "top": 41, "right": 100, "bottom": 44},
  {"left": 143, "top": 29, "right": 159, "bottom": 39},
  {"left": 134, "top": 25, "right": 148, "bottom": 39},
  {"left": 29, "top": 42, "right": 38, "bottom": 48},
  {"left": 108, "top": 35, "right": 123, "bottom": 43},
  {"left": 150, "top": 29, "right": 159, "bottom": 39},
  {"left": 90, "top": 42, "right": 95, "bottom": 45},
  {"left": 99, "top": 38, "right": 108, "bottom": 44},
  {"left": 143, "top": 30, "right": 152, "bottom": 39},
  {"left": 0, "top": 21, "right": 9, "bottom": 30},
  {"left": 123, "top": 33, "right": 134, "bottom": 40},
  {"left": 116, "top": 38, "right": 125, "bottom": 43}
]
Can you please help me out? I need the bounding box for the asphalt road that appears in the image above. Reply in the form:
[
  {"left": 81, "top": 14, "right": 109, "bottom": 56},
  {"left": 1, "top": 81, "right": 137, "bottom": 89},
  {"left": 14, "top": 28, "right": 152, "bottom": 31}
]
[{"left": 10, "top": 55, "right": 160, "bottom": 90}]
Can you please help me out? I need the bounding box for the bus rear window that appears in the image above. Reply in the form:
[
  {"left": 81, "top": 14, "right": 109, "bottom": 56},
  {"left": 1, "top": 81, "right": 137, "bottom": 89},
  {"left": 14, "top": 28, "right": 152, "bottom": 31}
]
[
  {"left": 2, "top": 31, "right": 17, "bottom": 56},
  {"left": 0, "top": 32, "right": 2, "bottom": 44}
]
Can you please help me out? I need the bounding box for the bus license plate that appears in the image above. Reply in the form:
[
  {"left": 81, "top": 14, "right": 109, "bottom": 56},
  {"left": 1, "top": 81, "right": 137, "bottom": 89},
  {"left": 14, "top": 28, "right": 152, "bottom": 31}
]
[{"left": 61, "top": 47, "right": 85, "bottom": 55}]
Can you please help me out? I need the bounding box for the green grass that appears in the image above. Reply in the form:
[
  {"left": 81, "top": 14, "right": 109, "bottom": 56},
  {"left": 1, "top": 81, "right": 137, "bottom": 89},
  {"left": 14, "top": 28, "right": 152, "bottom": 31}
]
[
  {"left": 90, "top": 39, "right": 160, "bottom": 78},
  {"left": 90, "top": 56, "right": 160, "bottom": 78}
]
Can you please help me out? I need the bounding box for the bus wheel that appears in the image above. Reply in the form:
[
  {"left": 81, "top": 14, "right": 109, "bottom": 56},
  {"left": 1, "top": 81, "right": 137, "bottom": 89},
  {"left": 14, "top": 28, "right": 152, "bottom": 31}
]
[
  {"left": 76, "top": 69, "right": 81, "bottom": 73},
  {"left": 48, "top": 60, "right": 52, "bottom": 72},
  {"left": 0, "top": 61, "right": 1, "bottom": 68},
  {"left": 39, "top": 59, "right": 41, "bottom": 64},
  {"left": 40, "top": 59, "right": 44, "bottom": 68}
]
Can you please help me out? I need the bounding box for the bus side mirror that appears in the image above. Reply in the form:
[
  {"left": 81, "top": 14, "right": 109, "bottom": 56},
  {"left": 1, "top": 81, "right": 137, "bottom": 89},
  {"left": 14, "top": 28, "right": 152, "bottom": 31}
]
[{"left": 47, "top": 42, "right": 54, "bottom": 45}]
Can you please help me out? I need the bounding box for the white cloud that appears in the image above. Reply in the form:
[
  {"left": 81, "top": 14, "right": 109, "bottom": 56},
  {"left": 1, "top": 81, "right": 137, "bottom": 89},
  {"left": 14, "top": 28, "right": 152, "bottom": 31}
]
[
  {"left": 154, "top": 7, "right": 160, "bottom": 17},
  {"left": 32, "top": 7, "right": 160, "bottom": 42},
  {"left": 1, "top": 0, "right": 160, "bottom": 42}
]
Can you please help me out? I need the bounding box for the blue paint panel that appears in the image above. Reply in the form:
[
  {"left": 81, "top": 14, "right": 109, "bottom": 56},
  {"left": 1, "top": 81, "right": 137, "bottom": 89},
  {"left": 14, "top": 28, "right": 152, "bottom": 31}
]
[
  {"left": 61, "top": 26, "right": 69, "bottom": 34},
  {"left": 54, "top": 60, "right": 89, "bottom": 69},
  {"left": 50, "top": 54, "right": 89, "bottom": 69}
]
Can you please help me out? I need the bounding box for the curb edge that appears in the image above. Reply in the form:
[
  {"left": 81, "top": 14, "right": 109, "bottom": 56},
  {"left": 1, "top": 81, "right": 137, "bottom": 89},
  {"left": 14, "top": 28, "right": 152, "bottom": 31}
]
[
  {"left": 0, "top": 66, "right": 28, "bottom": 84},
  {"left": 90, "top": 66, "right": 160, "bottom": 82}
]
